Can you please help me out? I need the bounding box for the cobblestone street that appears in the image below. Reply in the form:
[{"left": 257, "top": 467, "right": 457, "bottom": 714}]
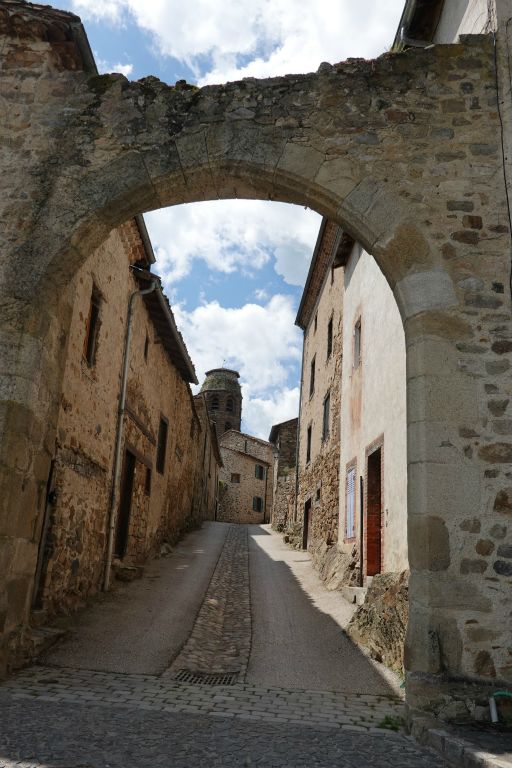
[{"left": 0, "top": 524, "right": 445, "bottom": 767}]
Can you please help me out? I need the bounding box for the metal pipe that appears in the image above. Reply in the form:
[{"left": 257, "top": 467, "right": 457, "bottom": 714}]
[{"left": 103, "top": 276, "right": 158, "bottom": 591}]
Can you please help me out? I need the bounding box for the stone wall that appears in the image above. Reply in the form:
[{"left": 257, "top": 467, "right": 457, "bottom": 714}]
[
  {"left": 218, "top": 431, "right": 274, "bottom": 524},
  {"left": 33, "top": 220, "right": 210, "bottom": 619},
  {"left": 269, "top": 418, "right": 297, "bottom": 530},
  {"left": 347, "top": 571, "right": 409, "bottom": 674},
  {"left": 2, "top": 0, "right": 512, "bottom": 715},
  {"left": 296, "top": 224, "right": 343, "bottom": 548}
]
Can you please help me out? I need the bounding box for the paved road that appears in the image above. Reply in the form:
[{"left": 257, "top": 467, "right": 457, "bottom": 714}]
[
  {"left": 247, "top": 524, "right": 400, "bottom": 694},
  {"left": 41, "top": 522, "right": 228, "bottom": 674},
  {"left": 0, "top": 523, "right": 446, "bottom": 767}
]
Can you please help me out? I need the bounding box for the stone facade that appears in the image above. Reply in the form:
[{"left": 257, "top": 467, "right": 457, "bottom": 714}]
[
  {"left": 218, "top": 431, "right": 274, "bottom": 524},
  {"left": 338, "top": 242, "right": 408, "bottom": 579},
  {"left": 269, "top": 418, "right": 298, "bottom": 530},
  {"left": 2, "top": 0, "right": 512, "bottom": 717},
  {"left": 31, "top": 216, "right": 220, "bottom": 621},
  {"left": 295, "top": 221, "right": 344, "bottom": 549}
]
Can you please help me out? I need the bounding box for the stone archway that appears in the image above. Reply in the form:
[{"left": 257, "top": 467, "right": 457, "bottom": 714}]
[{"left": 1, "top": 2, "right": 512, "bottom": 718}]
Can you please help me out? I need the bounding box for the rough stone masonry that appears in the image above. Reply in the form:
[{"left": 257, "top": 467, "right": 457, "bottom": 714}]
[{"left": 1, "top": 0, "right": 512, "bottom": 721}]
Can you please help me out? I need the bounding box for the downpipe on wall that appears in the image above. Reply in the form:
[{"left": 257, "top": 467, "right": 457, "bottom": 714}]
[{"left": 103, "top": 269, "right": 158, "bottom": 592}]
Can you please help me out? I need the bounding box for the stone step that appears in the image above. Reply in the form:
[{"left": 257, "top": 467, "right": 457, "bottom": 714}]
[{"left": 341, "top": 586, "right": 368, "bottom": 606}]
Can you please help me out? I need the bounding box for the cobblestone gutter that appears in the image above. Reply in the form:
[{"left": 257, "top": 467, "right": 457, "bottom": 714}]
[{"left": 168, "top": 525, "right": 251, "bottom": 679}]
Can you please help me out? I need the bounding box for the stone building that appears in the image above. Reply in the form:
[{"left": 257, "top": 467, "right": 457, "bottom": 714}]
[
  {"left": 218, "top": 431, "right": 274, "bottom": 524},
  {"left": 269, "top": 418, "right": 298, "bottom": 530},
  {"left": 4, "top": 0, "right": 512, "bottom": 720},
  {"left": 31, "top": 214, "right": 221, "bottom": 620},
  {"left": 294, "top": 221, "right": 344, "bottom": 552},
  {"left": 200, "top": 368, "right": 242, "bottom": 436},
  {"left": 193, "top": 393, "right": 223, "bottom": 521}
]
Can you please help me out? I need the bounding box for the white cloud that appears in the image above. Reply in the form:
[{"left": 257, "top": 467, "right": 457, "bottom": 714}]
[
  {"left": 173, "top": 294, "right": 302, "bottom": 436},
  {"left": 242, "top": 386, "right": 300, "bottom": 440},
  {"left": 94, "top": 52, "right": 134, "bottom": 76},
  {"left": 70, "top": 1, "right": 405, "bottom": 84},
  {"left": 145, "top": 200, "right": 320, "bottom": 285}
]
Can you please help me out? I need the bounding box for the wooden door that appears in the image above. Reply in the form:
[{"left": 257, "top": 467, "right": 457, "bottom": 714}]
[
  {"left": 366, "top": 448, "right": 382, "bottom": 576},
  {"left": 114, "top": 449, "right": 136, "bottom": 559}
]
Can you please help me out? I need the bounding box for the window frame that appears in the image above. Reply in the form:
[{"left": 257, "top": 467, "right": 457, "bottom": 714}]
[
  {"left": 322, "top": 391, "right": 330, "bottom": 442},
  {"left": 255, "top": 464, "right": 265, "bottom": 480},
  {"left": 327, "top": 316, "right": 333, "bottom": 359},
  {"left": 309, "top": 356, "right": 316, "bottom": 397},
  {"left": 354, "top": 317, "right": 362, "bottom": 369},
  {"left": 252, "top": 496, "right": 263, "bottom": 513},
  {"left": 306, "top": 424, "right": 312, "bottom": 464},
  {"left": 345, "top": 462, "right": 357, "bottom": 541},
  {"left": 231, "top": 472, "right": 241, "bottom": 484},
  {"left": 84, "top": 284, "right": 102, "bottom": 368},
  {"left": 156, "top": 416, "right": 169, "bottom": 475}
]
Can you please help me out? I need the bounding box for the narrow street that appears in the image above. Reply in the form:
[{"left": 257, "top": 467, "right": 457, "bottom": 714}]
[{"left": 0, "top": 523, "right": 443, "bottom": 767}]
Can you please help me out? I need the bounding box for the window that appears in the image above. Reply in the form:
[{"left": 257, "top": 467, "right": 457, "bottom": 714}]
[
  {"left": 252, "top": 496, "right": 263, "bottom": 512},
  {"left": 255, "top": 464, "right": 265, "bottom": 480},
  {"left": 144, "top": 466, "right": 152, "bottom": 496},
  {"left": 231, "top": 473, "right": 240, "bottom": 483},
  {"left": 327, "top": 317, "right": 333, "bottom": 359},
  {"left": 322, "top": 392, "right": 330, "bottom": 442},
  {"left": 144, "top": 332, "right": 149, "bottom": 362},
  {"left": 84, "top": 284, "right": 101, "bottom": 367},
  {"left": 211, "top": 395, "right": 219, "bottom": 410},
  {"left": 354, "top": 318, "right": 361, "bottom": 368},
  {"left": 309, "top": 356, "right": 315, "bottom": 397},
  {"left": 226, "top": 397, "right": 234, "bottom": 413},
  {"left": 316, "top": 486, "right": 321, "bottom": 502},
  {"left": 156, "top": 416, "right": 168, "bottom": 474},
  {"left": 314, "top": 313, "right": 318, "bottom": 333},
  {"left": 306, "top": 425, "right": 312, "bottom": 464},
  {"left": 346, "top": 467, "right": 356, "bottom": 539},
  {"left": 225, "top": 421, "right": 232, "bottom": 432}
]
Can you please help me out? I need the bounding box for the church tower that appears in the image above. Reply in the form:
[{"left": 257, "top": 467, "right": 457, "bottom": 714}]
[{"left": 200, "top": 368, "right": 242, "bottom": 435}]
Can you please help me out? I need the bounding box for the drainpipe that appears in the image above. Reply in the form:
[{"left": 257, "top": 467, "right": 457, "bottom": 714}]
[
  {"left": 103, "top": 271, "right": 158, "bottom": 591},
  {"left": 293, "top": 331, "right": 306, "bottom": 525}
]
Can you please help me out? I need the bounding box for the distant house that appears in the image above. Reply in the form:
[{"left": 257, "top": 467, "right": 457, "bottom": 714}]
[{"left": 218, "top": 431, "right": 274, "bottom": 524}]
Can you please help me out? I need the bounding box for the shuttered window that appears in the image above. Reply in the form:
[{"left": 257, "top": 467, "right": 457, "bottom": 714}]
[{"left": 346, "top": 467, "right": 356, "bottom": 539}]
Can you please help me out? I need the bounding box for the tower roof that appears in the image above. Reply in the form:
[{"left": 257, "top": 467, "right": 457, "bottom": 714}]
[{"left": 200, "top": 368, "right": 242, "bottom": 394}]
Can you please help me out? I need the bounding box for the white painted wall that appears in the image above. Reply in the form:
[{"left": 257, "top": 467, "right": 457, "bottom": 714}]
[
  {"left": 434, "top": 0, "right": 493, "bottom": 42},
  {"left": 338, "top": 247, "right": 408, "bottom": 573}
]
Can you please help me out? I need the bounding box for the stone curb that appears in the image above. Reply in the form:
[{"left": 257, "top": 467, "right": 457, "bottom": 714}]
[{"left": 424, "top": 727, "right": 512, "bottom": 768}]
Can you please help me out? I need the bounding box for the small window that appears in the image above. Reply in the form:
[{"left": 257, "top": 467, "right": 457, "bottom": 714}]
[
  {"left": 231, "top": 473, "right": 240, "bottom": 484},
  {"left": 322, "top": 392, "right": 330, "bottom": 442},
  {"left": 255, "top": 464, "right": 265, "bottom": 480},
  {"left": 144, "top": 332, "right": 149, "bottom": 362},
  {"left": 316, "top": 486, "right": 321, "bottom": 502},
  {"left": 225, "top": 421, "right": 232, "bottom": 432},
  {"left": 309, "top": 356, "right": 315, "bottom": 397},
  {"left": 84, "top": 285, "right": 101, "bottom": 367},
  {"left": 156, "top": 417, "right": 168, "bottom": 474},
  {"left": 327, "top": 317, "right": 333, "bottom": 359},
  {"left": 306, "top": 425, "right": 312, "bottom": 464},
  {"left": 314, "top": 313, "right": 318, "bottom": 333},
  {"left": 226, "top": 397, "right": 234, "bottom": 413},
  {"left": 252, "top": 496, "right": 263, "bottom": 513},
  {"left": 144, "top": 466, "right": 152, "bottom": 496},
  {"left": 211, "top": 395, "right": 220, "bottom": 410},
  {"left": 346, "top": 467, "right": 356, "bottom": 539},
  {"left": 354, "top": 318, "right": 361, "bottom": 369}
]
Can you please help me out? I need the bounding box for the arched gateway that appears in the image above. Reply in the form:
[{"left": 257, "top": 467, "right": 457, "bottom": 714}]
[{"left": 1, "top": 1, "right": 511, "bottom": 720}]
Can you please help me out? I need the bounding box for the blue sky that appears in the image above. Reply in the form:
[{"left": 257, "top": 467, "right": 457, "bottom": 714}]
[{"left": 53, "top": 0, "right": 405, "bottom": 437}]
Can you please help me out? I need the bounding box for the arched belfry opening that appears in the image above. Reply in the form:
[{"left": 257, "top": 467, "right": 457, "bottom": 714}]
[{"left": 1, "top": 1, "right": 511, "bottom": 724}]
